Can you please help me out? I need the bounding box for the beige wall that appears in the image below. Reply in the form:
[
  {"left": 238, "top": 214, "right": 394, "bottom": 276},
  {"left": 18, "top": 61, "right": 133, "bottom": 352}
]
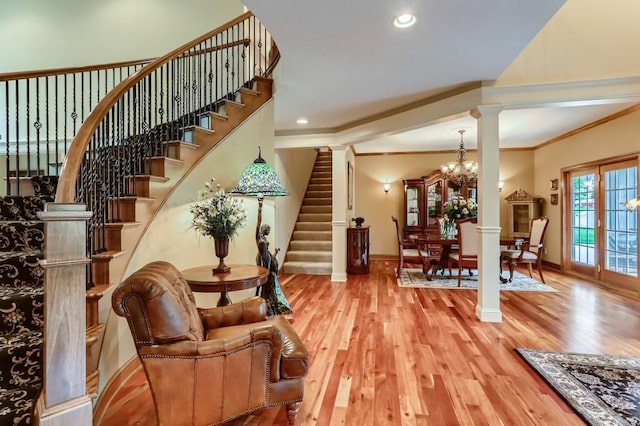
[
  {"left": 0, "top": 0, "right": 245, "bottom": 72},
  {"left": 533, "top": 108, "right": 640, "bottom": 265},
  {"left": 275, "top": 148, "right": 317, "bottom": 253},
  {"left": 97, "top": 101, "right": 276, "bottom": 394},
  {"left": 354, "top": 149, "right": 535, "bottom": 256}
]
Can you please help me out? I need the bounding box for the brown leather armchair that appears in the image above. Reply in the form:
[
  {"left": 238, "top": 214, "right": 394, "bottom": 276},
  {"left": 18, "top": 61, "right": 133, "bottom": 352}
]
[{"left": 111, "top": 261, "right": 309, "bottom": 425}]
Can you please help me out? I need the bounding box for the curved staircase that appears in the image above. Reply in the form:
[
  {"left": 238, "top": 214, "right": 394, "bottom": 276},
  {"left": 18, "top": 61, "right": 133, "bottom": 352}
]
[{"left": 0, "top": 77, "right": 273, "bottom": 425}]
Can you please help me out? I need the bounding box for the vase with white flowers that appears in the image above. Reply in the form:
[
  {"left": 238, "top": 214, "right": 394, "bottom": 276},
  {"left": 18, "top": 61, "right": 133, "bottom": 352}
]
[
  {"left": 442, "top": 195, "right": 477, "bottom": 238},
  {"left": 190, "top": 178, "right": 248, "bottom": 273}
]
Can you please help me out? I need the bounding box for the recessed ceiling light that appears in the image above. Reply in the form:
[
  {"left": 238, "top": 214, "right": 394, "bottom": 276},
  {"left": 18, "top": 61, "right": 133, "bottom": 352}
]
[
  {"left": 394, "top": 14, "right": 416, "bottom": 29},
  {"left": 296, "top": 118, "right": 308, "bottom": 125}
]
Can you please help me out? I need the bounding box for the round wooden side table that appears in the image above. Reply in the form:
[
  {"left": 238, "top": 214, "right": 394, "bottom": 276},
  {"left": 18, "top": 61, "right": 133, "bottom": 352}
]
[{"left": 181, "top": 264, "right": 268, "bottom": 307}]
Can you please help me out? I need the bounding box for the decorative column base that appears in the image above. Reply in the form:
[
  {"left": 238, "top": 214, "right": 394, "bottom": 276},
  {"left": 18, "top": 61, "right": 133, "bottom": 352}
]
[{"left": 475, "top": 305, "right": 503, "bottom": 323}]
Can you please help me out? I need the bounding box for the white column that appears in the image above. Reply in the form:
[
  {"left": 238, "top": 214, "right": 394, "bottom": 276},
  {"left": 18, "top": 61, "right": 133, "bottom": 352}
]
[
  {"left": 331, "top": 145, "right": 347, "bottom": 282},
  {"left": 471, "top": 105, "right": 504, "bottom": 323}
]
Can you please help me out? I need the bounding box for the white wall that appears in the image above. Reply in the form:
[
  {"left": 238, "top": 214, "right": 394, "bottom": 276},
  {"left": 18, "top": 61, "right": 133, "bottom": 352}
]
[{"left": 0, "top": 0, "right": 245, "bottom": 72}]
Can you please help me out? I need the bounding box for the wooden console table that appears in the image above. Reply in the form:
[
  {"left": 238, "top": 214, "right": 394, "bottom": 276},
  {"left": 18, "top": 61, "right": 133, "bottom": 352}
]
[{"left": 181, "top": 264, "right": 268, "bottom": 306}]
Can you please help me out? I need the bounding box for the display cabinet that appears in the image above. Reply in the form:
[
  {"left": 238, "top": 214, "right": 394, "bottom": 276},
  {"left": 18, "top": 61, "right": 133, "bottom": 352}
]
[
  {"left": 403, "top": 179, "right": 425, "bottom": 234},
  {"left": 425, "top": 174, "right": 443, "bottom": 227},
  {"left": 347, "top": 226, "right": 370, "bottom": 274},
  {"left": 505, "top": 189, "right": 543, "bottom": 237},
  {"left": 402, "top": 171, "right": 478, "bottom": 237}
]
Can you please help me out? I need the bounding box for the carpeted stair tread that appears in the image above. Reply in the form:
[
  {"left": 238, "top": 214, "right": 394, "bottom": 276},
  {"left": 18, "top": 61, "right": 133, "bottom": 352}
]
[
  {"left": 0, "top": 252, "right": 44, "bottom": 290},
  {"left": 0, "top": 222, "right": 44, "bottom": 253},
  {"left": 0, "top": 196, "right": 49, "bottom": 221},
  {"left": 289, "top": 240, "right": 332, "bottom": 251},
  {"left": 0, "top": 384, "right": 41, "bottom": 425},
  {"left": 292, "top": 231, "right": 332, "bottom": 241},
  {"left": 286, "top": 251, "right": 332, "bottom": 262},
  {"left": 302, "top": 197, "right": 332, "bottom": 206},
  {"left": 282, "top": 261, "right": 332, "bottom": 275},
  {"left": 0, "top": 330, "right": 42, "bottom": 390},
  {"left": 300, "top": 205, "right": 332, "bottom": 214},
  {"left": 298, "top": 213, "right": 332, "bottom": 222},
  {"left": 0, "top": 285, "right": 44, "bottom": 337},
  {"left": 294, "top": 222, "right": 332, "bottom": 231}
]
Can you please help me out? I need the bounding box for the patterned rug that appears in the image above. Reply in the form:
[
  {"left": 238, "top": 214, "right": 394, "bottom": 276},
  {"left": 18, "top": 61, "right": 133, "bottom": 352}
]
[
  {"left": 397, "top": 268, "right": 557, "bottom": 292},
  {"left": 516, "top": 348, "right": 640, "bottom": 425}
]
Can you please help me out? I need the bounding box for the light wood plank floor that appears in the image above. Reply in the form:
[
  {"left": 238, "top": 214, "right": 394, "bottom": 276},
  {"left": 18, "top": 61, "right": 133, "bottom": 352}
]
[{"left": 98, "top": 259, "right": 640, "bottom": 425}]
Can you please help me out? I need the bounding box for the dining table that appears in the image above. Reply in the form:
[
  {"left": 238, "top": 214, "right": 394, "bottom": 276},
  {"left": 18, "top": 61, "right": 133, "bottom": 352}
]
[{"left": 410, "top": 234, "right": 524, "bottom": 281}]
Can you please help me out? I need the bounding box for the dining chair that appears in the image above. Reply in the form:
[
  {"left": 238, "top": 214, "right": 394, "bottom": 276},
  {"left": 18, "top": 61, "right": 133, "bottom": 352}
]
[
  {"left": 391, "top": 216, "right": 429, "bottom": 278},
  {"left": 500, "top": 216, "right": 550, "bottom": 283},
  {"left": 447, "top": 218, "right": 478, "bottom": 286}
]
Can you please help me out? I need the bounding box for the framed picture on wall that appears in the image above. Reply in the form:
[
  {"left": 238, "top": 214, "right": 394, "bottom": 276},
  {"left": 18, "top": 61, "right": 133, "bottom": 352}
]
[
  {"left": 550, "top": 194, "right": 558, "bottom": 205},
  {"left": 348, "top": 161, "right": 354, "bottom": 210}
]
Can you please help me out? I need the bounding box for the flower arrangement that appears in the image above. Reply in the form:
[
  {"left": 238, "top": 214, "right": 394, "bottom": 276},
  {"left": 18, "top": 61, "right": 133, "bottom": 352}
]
[
  {"left": 443, "top": 195, "right": 478, "bottom": 222},
  {"left": 441, "top": 195, "right": 477, "bottom": 237},
  {"left": 190, "top": 178, "right": 247, "bottom": 239}
]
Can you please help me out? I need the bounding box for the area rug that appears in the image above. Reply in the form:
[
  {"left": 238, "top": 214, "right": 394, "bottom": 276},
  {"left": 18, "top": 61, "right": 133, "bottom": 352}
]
[
  {"left": 397, "top": 268, "right": 557, "bottom": 292},
  {"left": 516, "top": 348, "right": 640, "bottom": 425}
]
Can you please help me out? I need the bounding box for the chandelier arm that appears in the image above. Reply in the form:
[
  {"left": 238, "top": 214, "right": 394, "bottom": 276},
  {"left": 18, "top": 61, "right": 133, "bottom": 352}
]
[{"left": 440, "top": 129, "right": 477, "bottom": 190}]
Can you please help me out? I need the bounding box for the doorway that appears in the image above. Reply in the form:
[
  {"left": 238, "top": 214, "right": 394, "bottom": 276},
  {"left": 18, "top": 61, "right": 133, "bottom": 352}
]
[{"left": 564, "top": 158, "right": 638, "bottom": 289}]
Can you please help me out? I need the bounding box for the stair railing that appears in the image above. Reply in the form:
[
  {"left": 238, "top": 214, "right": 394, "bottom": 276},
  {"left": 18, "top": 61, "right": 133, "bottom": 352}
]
[
  {"left": 0, "top": 59, "right": 157, "bottom": 195},
  {"left": 54, "top": 11, "right": 275, "bottom": 257}
]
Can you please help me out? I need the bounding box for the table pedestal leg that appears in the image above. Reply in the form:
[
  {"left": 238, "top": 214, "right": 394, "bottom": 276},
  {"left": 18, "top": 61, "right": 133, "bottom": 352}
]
[{"left": 217, "top": 291, "right": 232, "bottom": 307}]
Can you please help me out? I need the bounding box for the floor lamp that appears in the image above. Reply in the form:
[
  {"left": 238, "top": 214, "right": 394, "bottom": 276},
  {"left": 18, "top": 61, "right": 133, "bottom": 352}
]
[{"left": 231, "top": 148, "right": 291, "bottom": 315}]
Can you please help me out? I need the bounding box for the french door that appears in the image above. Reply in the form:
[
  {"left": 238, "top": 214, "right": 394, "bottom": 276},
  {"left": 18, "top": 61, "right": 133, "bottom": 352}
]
[{"left": 565, "top": 159, "right": 638, "bottom": 288}]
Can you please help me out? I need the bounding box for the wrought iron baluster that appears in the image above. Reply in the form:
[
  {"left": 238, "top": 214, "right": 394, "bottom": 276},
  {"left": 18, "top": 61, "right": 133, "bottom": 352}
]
[{"left": 4, "top": 81, "right": 9, "bottom": 194}]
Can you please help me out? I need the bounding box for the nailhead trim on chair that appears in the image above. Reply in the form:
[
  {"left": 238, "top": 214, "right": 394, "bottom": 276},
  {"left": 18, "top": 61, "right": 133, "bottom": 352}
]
[{"left": 121, "top": 293, "right": 154, "bottom": 346}]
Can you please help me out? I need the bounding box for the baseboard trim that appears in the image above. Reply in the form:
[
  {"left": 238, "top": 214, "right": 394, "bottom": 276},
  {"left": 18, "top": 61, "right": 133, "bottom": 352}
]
[{"left": 475, "top": 305, "right": 503, "bottom": 323}]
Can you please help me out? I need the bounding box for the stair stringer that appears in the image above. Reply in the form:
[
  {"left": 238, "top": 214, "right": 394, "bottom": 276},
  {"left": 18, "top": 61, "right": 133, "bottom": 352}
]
[{"left": 93, "top": 93, "right": 277, "bottom": 407}]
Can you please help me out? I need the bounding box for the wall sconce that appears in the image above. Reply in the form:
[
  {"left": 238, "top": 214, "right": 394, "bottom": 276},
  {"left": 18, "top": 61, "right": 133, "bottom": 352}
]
[
  {"left": 383, "top": 182, "right": 391, "bottom": 194},
  {"left": 498, "top": 181, "right": 504, "bottom": 192}
]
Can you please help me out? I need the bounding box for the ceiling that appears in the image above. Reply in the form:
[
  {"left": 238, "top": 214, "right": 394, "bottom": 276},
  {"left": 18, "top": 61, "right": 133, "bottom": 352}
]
[{"left": 242, "top": 0, "right": 640, "bottom": 153}]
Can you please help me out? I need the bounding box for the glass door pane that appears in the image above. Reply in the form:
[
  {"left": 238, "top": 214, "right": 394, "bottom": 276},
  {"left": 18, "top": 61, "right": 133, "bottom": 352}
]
[
  {"left": 570, "top": 172, "right": 596, "bottom": 268},
  {"left": 406, "top": 186, "right": 420, "bottom": 227},
  {"left": 426, "top": 181, "right": 442, "bottom": 225},
  {"left": 602, "top": 163, "right": 638, "bottom": 279}
]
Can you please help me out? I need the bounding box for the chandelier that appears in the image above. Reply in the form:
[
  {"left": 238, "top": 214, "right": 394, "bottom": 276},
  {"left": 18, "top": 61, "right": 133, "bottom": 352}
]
[{"left": 439, "top": 129, "right": 478, "bottom": 188}]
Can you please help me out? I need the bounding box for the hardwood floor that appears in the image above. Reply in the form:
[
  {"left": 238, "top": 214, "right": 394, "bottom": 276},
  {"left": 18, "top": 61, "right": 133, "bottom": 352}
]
[{"left": 97, "top": 259, "right": 640, "bottom": 425}]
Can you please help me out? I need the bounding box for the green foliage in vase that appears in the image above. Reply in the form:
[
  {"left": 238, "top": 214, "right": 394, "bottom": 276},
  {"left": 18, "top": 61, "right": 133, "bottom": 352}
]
[{"left": 190, "top": 178, "right": 248, "bottom": 239}]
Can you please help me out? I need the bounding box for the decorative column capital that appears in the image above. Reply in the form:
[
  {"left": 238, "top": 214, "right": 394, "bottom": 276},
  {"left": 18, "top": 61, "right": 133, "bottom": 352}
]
[{"left": 471, "top": 104, "right": 505, "bottom": 119}]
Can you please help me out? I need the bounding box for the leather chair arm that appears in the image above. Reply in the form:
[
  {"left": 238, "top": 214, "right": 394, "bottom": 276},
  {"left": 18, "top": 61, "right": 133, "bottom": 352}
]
[
  {"left": 137, "top": 323, "right": 281, "bottom": 357},
  {"left": 199, "top": 296, "right": 268, "bottom": 330}
]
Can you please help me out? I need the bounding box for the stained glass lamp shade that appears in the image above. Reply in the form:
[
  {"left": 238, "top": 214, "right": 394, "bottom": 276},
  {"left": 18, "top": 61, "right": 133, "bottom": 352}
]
[{"left": 231, "top": 148, "right": 288, "bottom": 203}]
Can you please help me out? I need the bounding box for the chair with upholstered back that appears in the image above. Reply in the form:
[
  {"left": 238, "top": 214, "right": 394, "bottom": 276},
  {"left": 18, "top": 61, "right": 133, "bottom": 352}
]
[
  {"left": 112, "top": 260, "right": 309, "bottom": 425},
  {"left": 447, "top": 218, "right": 478, "bottom": 286},
  {"left": 392, "top": 216, "right": 429, "bottom": 278},
  {"left": 501, "top": 216, "right": 550, "bottom": 283}
]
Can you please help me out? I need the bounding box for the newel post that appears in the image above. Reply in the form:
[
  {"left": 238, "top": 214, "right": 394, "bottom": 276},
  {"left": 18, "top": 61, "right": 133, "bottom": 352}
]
[{"left": 36, "top": 203, "right": 93, "bottom": 425}]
